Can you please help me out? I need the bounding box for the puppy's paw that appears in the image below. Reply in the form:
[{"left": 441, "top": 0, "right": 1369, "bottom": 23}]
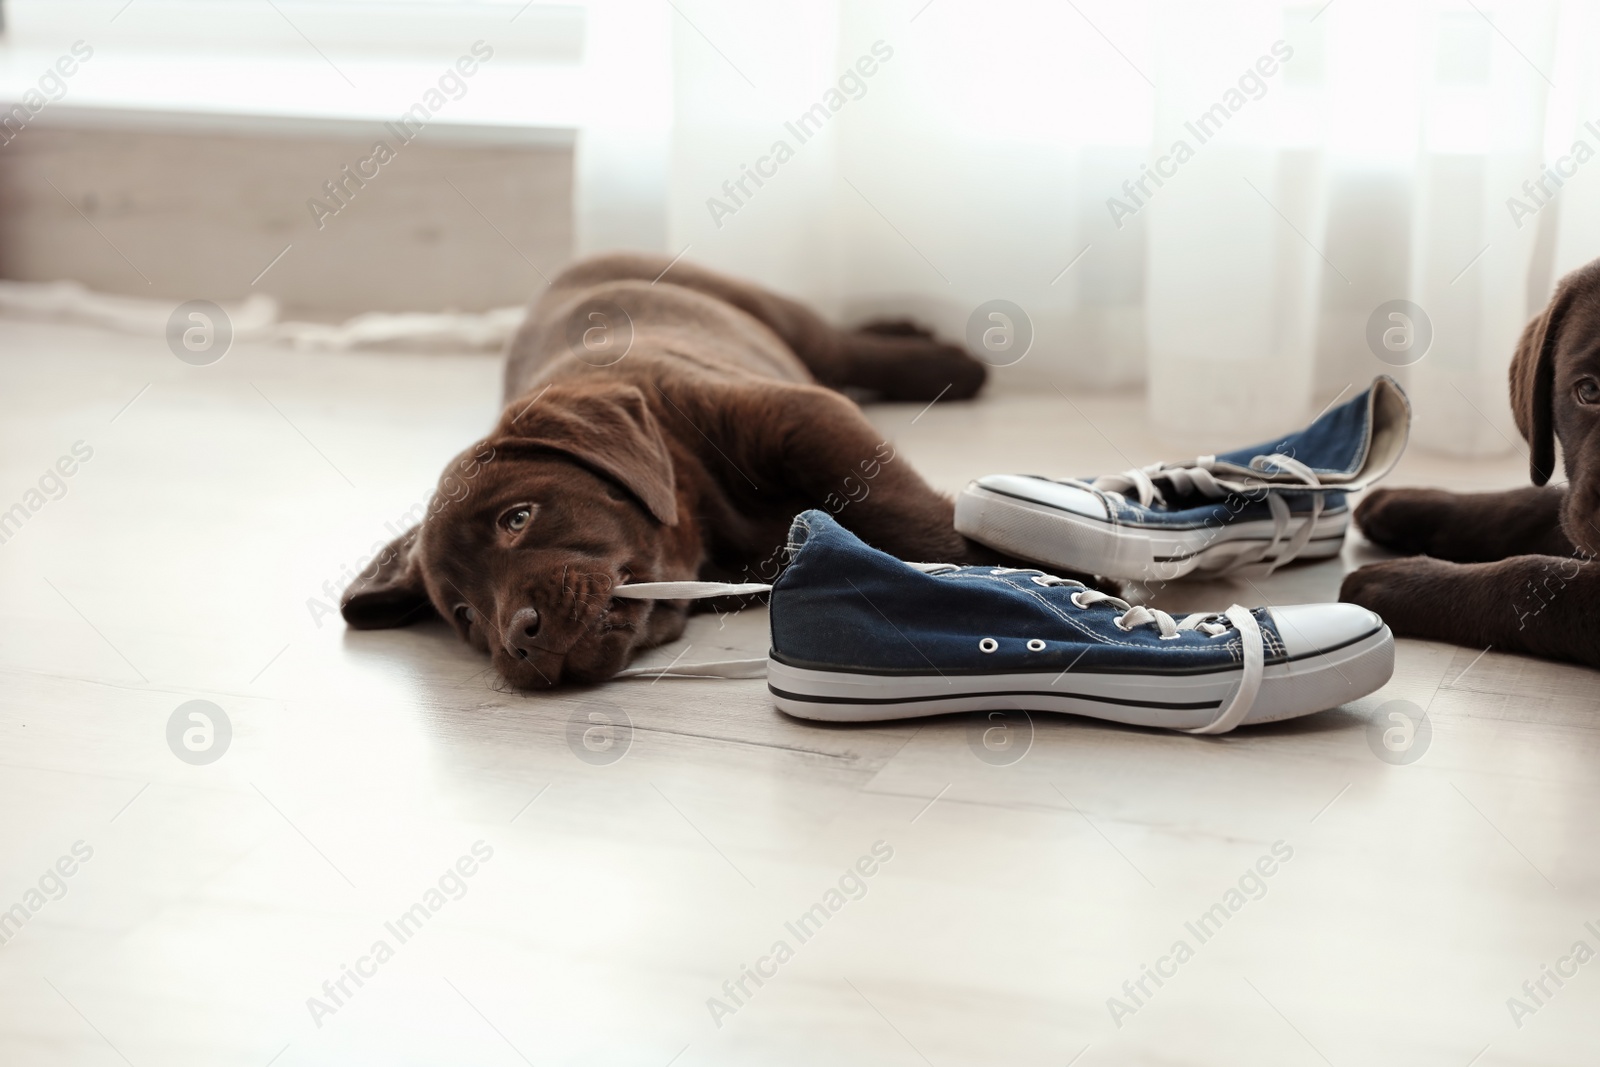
[
  {"left": 1354, "top": 487, "right": 1450, "bottom": 554},
  {"left": 1339, "top": 557, "right": 1456, "bottom": 636},
  {"left": 882, "top": 339, "right": 987, "bottom": 401},
  {"left": 933, "top": 341, "right": 989, "bottom": 400},
  {"left": 856, "top": 318, "right": 935, "bottom": 339},
  {"left": 849, "top": 327, "right": 988, "bottom": 401}
]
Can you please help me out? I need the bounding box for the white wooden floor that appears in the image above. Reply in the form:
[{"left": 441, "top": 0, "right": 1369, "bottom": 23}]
[{"left": 2, "top": 319, "right": 1596, "bottom": 1066}]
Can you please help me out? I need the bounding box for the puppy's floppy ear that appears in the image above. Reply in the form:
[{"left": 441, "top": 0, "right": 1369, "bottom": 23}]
[
  {"left": 341, "top": 525, "right": 436, "bottom": 628},
  {"left": 497, "top": 382, "right": 679, "bottom": 525},
  {"left": 1510, "top": 287, "right": 1567, "bottom": 486}
]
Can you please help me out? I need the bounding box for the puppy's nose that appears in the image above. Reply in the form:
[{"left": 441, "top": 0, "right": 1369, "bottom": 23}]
[{"left": 506, "top": 606, "right": 542, "bottom": 658}]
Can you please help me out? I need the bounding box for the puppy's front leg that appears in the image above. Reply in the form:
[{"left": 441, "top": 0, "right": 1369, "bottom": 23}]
[
  {"left": 753, "top": 387, "right": 993, "bottom": 564},
  {"left": 1355, "top": 486, "right": 1573, "bottom": 561},
  {"left": 1341, "top": 555, "right": 1600, "bottom": 668}
]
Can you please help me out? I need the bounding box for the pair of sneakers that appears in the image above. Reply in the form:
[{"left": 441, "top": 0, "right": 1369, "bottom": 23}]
[{"left": 619, "top": 378, "right": 1408, "bottom": 734}]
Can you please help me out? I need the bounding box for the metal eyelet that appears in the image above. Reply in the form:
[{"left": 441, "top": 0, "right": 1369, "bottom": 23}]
[
  {"left": 1112, "top": 616, "right": 1133, "bottom": 632},
  {"left": 1026, "top": 639, "right": 1046, "bottom": 651},
  {"left": 978, "top": 638, "right": 999, "bottom": 653},
  {"left": 1070, "top": 591, "right": 1090, "bottom": 609},
  {"left": 1159, "top": 633, "right": 1181, "bottom": 641},
  {"left": 1031, "top": 575, "right": 1054, "bottom": 587}
]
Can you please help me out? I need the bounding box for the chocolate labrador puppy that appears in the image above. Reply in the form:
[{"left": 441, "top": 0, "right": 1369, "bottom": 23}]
[
  {"left": 1341, "top": 257, "right": 1600, "bottom": 668},
  {"left": 341, "top": 253, "right": 995, "bottom": 687}
]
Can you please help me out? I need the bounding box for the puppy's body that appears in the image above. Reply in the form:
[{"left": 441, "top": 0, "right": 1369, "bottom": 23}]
[
  {"left": 343, "top": 253, "right": 997, "bottom": 688},
  {"left": 1342, "top": 258, "right": 1600, "bottom": 669},
  {"left": 505, "top": 256, "right": 816, "bottom": 395}
]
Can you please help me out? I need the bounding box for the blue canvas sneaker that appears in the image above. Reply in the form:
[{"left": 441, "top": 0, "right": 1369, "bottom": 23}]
[
  {"left": 954, "top": 376, "right": 1411, "bottom": 581},
  {"left": 614, "top": 510, "right": 1394, "bottom": 732}
]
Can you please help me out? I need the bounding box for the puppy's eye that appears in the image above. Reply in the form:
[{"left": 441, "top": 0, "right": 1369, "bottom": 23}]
[
  {"left": 500, "top": 504, "right": 534, "bottom": 532},
  {"left": 454, "top": 604, "right": 476, "bottom": 628},
  {"left": 1576, "top": 378, "right": 1600, "bottom": 405}
]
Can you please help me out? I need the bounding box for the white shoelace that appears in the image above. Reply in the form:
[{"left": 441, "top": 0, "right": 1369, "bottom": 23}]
[
  {"left": 608, "top": 569, "right": 1264, "bottom": 734},
  {"left": 608, "top": 581, "right": 773, "bottom": 680},
  {"left": 1060, "top": 453, "right": 1326, "bottom": 578}
]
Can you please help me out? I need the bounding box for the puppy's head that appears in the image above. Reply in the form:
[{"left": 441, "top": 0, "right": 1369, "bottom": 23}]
[
  {"left": 1511, "top": 258, "right": 1600, "bottom": 555},
  {"left": 341, "top": 381, "right": 699, "bottom": 687}
]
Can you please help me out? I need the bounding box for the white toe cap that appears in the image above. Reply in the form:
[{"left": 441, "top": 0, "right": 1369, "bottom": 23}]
[
  {"left": 974, "top": 474, "right": 1109, "bottom": 520},
  {"left": 1268, "top": 603, "right": 1384, "bottom": 658}
]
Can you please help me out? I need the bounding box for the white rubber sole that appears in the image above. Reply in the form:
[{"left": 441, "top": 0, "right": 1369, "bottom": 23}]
[
  {"left": 954, "top": 482, "right": 1348, "bottom": 581},
  {"left": 768, "top": 625, "right": 1393, "bottom": 730}
]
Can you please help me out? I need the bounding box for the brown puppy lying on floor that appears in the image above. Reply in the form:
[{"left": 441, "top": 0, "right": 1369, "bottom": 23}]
[
  {"left": 341, "top": 253, "right": 996, "bottom": 687},
  {"left": 1341, "top": 258, "right": 1600, "bottom": 669}
]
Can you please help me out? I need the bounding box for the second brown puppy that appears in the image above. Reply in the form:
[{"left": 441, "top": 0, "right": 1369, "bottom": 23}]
[{"left": 1341, "top": 257, "right": 1600, "bottom": 669}]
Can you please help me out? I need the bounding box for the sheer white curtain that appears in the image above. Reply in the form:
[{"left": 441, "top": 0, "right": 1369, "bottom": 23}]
[{"left": 658, "top": 0, "right": 1596, "bottom": 457}]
